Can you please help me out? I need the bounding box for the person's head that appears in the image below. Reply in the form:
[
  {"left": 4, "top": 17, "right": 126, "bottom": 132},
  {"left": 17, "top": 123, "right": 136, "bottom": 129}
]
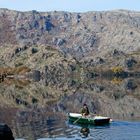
[{"left": 83, "top": 103, "right": 87, "bottom": 108}]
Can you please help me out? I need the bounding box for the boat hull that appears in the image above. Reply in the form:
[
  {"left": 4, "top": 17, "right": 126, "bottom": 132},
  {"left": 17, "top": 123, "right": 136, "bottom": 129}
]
[{"left": 68, "top": 113, "right": 111, "bottom": 125}]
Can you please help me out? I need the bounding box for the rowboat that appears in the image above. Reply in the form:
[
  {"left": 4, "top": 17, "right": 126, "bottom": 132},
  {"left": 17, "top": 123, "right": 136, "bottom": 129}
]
[{"left": 68, "top": 113, "right": 111, "bottom": 125}]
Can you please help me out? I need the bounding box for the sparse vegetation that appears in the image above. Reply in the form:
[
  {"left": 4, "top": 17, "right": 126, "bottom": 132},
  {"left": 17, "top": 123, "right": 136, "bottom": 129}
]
[{"left": 111, "top": 66, "right": 124, "bottom": 73}]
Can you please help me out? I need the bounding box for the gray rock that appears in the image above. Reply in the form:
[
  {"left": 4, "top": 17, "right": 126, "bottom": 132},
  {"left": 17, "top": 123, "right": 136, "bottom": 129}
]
[
  {"left": 32, "top": 70, "right": 41, "bottom": 82},
  {"left": 67, "top": 64, "right": 76, "bottom": 72},
  {"left": 31, "top": 47, "right": 38, "bottom": 54},
  {"left": 125, "top": 58, "right": 137, "bottom": 68},
  {"left": 95, "top": 57, "right": 104, "bottom": 64},
  {"left": 52, "top": 37, "right": 66, "bottom": 46},
  {"left": 15, "top": 47, "right": 22, "bottom": 54},
  {"left": 0, "top": 123, "right": 14, "bottom": 140},
  {"left": 125, "top": 79, "right": 137, "bottom": 90}
]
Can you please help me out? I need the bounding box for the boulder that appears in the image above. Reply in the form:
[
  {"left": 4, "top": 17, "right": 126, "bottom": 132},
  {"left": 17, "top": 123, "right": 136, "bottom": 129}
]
[
  {"left": 32, "top": 70, "right": 41, "bottom": 82},
  {"left": 68, "top": 64, "right": 76, "bottom": 72},
  {"left": 95, "top": 57, "right": 104, "bottom": 64},
  {"left": 0, "top": 123, "right": 14, "bottom": 140},
  {"left": 125, "top": 79, "right": 137, "bottom": 90},
  {"left": 31, "top": 48, "right": 38, "bottom": 54},
  {"left": 125, "top": 58, "right": 137, "bottom": 68}
]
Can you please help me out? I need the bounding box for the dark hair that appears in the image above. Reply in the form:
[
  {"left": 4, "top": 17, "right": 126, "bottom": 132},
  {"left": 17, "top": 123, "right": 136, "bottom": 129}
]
[{"left": 83, "top": 103, "right": 87, "bottom": 106}]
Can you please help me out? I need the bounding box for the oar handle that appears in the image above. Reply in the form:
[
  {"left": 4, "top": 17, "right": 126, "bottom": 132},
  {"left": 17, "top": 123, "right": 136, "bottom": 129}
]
[{"left": 73, "top": 117, "right": 81, "bottom": 124}]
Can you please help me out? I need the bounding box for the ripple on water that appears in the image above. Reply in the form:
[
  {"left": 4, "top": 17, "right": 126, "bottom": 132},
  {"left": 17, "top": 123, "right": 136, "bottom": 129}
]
[
  {"left": 15, "top": 120, "right": 140, "bottom": 140},
  {"left": 89, "top": 121, "right": 140, "bottom": 140}
]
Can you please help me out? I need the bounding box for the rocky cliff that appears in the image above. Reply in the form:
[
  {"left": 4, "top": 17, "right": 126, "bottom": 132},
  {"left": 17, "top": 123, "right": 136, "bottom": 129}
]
[{"left": 0, "top": 9, "right": 140, "bottom": 72}]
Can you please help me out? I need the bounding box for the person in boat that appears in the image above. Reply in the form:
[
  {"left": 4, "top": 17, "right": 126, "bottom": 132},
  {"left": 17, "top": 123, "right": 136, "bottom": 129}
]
[{"left": 80, "top": 104, "right": 90, "bottom": 116}]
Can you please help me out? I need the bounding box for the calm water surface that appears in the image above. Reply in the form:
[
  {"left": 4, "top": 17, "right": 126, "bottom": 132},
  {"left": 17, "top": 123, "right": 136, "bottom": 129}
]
[
  {"left": 0, "top": 77, "right": 140, "bottom": 140},
  {"left": 15, "top": 118, "right": 140, "bottom": 140}
]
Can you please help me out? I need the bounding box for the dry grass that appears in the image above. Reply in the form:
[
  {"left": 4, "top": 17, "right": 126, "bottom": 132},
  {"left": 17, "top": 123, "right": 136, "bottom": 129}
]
[{"left": 0, "top": 66, "right": 31, "bottom": 75}]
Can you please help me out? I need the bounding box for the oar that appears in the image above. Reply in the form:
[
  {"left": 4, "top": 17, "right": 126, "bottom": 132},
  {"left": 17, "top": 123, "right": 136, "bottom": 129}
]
[{"left": 73, "top": 117, "right": 81, "bottom": 124}]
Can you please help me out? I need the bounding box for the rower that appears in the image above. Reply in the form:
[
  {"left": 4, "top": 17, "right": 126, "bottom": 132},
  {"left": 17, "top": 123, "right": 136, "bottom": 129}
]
[{"left": 80, "top": 104, "right": 89, "bottom": 116}]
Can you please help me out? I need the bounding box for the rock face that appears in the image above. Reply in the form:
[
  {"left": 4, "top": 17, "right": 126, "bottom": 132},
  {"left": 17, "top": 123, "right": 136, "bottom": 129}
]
[
  {"left": 0, "top": 9, "right": 140, "bottom": 75},
  {"left": 0, "top": 9, "right": 140, "bottom": 60}
]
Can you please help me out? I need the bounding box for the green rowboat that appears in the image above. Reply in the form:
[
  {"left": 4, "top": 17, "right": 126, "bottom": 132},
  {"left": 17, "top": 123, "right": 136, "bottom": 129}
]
[{"left": 68, "top": 113, "right": 111, "bottom": 125}]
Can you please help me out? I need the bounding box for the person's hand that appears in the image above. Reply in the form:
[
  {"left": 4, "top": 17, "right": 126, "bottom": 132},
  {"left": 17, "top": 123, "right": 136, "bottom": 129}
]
[
  {"left": 82, "top": 113, "right": 86, "bottom": 117},
  {"left": 83, "top": 113, "right": 89, "bottom": 117}
]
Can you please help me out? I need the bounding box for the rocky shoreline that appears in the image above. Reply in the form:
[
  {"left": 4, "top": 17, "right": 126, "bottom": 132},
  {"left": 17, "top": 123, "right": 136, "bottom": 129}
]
[{"left": 0, "top": 123, "right": 14, "bottom": 140}]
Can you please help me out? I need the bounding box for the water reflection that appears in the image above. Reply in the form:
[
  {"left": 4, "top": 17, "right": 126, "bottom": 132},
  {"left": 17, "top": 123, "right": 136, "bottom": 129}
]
[
  {"left": 0, "top": 105, "right": 140, "bottom": 140},
  {"left": 1, "top": 78, "right": 31, "bottom": 89},
  {"left": 0, "top": 74, "right": 140, "bottom": 139},
  {"left": 80, "top": 127, "right": 90, "bottom": 138},
  {"left": 0, "top": 75, "right": 140, "bottom": 119}
]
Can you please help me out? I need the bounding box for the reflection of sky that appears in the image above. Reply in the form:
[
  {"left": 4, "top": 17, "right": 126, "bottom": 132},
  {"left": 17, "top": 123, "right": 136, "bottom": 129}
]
[{"left": 0, "top": 0, "right": 140, "bottom": 12}]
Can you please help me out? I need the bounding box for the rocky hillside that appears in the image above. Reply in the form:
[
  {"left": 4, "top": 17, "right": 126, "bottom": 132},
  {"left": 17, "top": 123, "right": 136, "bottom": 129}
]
[{"left": 0, "top": 9, "right": 140, "bottom": 72}]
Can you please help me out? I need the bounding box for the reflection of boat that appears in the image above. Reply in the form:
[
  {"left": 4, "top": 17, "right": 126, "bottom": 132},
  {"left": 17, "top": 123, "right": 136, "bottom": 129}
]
[{"left": 68, "top": 113, "right": 111, "bottom": 125}]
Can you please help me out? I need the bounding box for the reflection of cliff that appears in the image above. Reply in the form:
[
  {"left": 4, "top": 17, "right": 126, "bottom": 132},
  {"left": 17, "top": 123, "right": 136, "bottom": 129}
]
[
  {"left": 1, "top": 78, "right": 31, "bottom": 88},
  {"left": 43, "top": 76, "right": 139, "bottom": 121},
  {"left": 0, "top": 75, "right": 140, "bottom": 120},
  {"left": 0, "top": 108, "right": 68, "bottom": 139}
]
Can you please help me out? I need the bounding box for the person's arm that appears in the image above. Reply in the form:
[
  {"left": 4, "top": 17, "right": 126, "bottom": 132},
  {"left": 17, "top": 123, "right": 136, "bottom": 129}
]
[{"left": 80, "top": 108, "right": 83, "bottom": 114}]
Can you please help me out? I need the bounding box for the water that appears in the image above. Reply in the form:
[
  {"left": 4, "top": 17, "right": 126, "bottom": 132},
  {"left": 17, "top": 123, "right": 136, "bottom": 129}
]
[
  {"left": 15, "top": 118, "right": 140, "bottom": 140},
  {"left": 0, "top": 77, "right": 140, "bottom": 139}
]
